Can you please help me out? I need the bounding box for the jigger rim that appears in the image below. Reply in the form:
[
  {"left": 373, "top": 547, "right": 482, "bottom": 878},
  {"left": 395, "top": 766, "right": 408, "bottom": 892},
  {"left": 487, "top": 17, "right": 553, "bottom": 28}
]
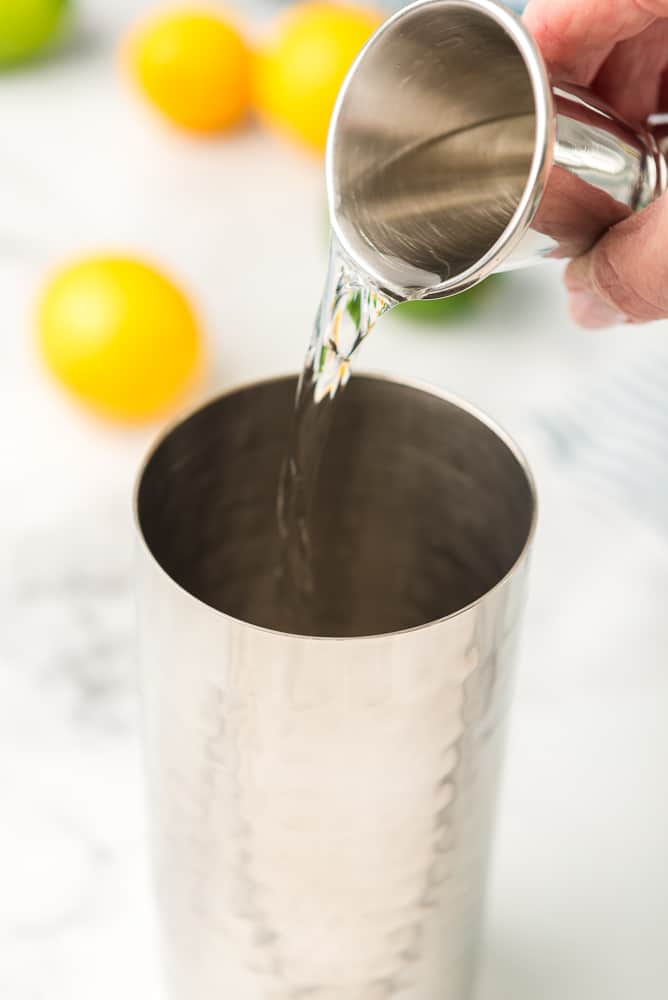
[
  {"left": 134, "top": 372, "right": 538, "bottom": 643},
  {"left": 326, "top": 0, "right": 555, "bottom": 299}
]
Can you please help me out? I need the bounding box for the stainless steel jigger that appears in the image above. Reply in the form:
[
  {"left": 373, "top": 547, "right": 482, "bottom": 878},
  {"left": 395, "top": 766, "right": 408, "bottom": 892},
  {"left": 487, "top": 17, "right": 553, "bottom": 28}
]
[{"left": 327, "top": 0, "right": 668, "bottom": 299}]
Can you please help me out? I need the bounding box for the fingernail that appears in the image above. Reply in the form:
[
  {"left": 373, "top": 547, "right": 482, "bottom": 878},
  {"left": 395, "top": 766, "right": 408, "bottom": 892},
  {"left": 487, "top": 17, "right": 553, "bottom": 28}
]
[{"left": 569, "top": 290, "right": 626, "bottom": 329}]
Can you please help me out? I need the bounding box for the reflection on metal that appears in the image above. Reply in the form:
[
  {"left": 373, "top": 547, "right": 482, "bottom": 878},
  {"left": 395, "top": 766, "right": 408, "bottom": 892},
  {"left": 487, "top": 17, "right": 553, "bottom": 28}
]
[{"left": 327, "top": 0, "right": 667, "bottom": 299}]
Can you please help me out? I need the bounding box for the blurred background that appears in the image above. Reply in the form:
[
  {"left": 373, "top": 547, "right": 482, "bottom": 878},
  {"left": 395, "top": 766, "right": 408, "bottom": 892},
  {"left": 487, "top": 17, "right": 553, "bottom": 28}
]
[{"left": 2, "top": 1, "right": 668, "bottom": 997}]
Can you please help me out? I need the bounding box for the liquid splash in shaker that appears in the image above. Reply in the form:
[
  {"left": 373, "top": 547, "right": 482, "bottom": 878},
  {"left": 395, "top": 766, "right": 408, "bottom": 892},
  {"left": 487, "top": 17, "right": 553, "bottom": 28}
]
[{"left": 277, "top": 239, "right": 392, "bottom": 632}]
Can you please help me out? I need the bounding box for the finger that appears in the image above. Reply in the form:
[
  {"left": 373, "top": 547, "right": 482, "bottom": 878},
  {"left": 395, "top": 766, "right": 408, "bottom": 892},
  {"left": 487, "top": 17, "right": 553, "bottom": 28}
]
[
  {"left": 593, "top": 20, "right": 668, "bottom": 123},
  {"left": 565, "top": 196, "right": 668, "bottom": 327},
  {"left": 523, "top": 0, "right": 664, "bottom": 84}
]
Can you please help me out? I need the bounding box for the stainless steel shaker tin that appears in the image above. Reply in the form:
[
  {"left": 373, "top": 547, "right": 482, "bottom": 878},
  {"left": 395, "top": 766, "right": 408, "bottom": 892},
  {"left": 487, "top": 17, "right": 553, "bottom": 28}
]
[{"left": 135, "top": 374, "right": 536, "bottom": 1000}]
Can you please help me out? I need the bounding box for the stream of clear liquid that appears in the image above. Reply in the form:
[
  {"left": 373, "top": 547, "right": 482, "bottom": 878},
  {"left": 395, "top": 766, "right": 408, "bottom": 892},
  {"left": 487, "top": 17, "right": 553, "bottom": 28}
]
[{"left": 276, "top": 239, "right": 393, "bottom": 632}]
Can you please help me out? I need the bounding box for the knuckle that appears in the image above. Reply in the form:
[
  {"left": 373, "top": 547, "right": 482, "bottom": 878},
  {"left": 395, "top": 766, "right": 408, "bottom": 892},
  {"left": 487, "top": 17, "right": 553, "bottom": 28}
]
[{"left": 590, "top": 239, "right": 665, "bottom": 322}]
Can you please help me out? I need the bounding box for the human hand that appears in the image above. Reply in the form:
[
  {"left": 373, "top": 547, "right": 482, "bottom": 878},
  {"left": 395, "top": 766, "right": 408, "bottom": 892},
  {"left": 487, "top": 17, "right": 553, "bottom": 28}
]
[{"left": 524, "top": 0, "right": 668, "bottom": 327}]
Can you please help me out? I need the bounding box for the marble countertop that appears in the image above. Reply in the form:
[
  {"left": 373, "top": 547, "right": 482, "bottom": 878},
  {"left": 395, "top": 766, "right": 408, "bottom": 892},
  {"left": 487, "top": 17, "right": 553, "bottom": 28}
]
[{"left": 2, "top": 2, "right": 667, "bottom": 997}]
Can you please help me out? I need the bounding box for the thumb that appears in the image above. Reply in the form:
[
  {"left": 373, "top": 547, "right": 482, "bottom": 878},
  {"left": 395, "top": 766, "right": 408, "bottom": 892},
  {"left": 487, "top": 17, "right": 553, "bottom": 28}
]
[{"left": 565, "top": 194, "right": 668, "bottom": 328}]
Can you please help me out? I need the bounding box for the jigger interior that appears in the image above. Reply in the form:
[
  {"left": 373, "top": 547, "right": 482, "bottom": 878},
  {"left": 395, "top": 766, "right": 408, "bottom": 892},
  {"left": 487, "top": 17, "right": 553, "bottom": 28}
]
[{"left": 327, "top": 0, "right": 551, "bottom": 297}]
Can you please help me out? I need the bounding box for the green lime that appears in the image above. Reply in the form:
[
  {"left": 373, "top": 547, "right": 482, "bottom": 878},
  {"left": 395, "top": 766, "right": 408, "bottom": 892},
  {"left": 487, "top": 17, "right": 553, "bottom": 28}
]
[
  {"left": 0, "top": 0, "right": 69, "bottom": 66},
  {"left": 392, "top": 274, "right": 504, "bottom": 324}
]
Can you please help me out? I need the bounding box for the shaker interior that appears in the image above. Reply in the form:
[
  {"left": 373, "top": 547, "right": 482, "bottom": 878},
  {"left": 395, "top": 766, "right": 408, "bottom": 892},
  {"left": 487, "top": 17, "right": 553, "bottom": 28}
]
[
  {"left": 137, "top": 376, "right": 534, "bottom": 637},
  {"left": 330, "top": 0, "right": 539, "bottom": 293}
]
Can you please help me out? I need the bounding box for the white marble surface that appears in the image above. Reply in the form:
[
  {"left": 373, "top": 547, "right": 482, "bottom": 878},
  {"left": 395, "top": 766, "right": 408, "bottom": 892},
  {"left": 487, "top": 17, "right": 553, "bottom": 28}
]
[{"left": 1, "top": 2, "right": 668, "bottom": 997}]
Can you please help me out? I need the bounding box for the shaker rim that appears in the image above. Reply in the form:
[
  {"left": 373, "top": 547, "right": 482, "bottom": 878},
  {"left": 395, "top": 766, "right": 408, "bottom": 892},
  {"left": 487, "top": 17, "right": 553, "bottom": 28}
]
[{"left": 134, "top": 371, "right": 538, "bottom": 644}]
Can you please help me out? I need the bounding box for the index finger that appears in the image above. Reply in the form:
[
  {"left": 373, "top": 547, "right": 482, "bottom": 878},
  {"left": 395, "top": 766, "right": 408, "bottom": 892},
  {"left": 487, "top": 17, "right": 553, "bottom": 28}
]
[{"left": 523, "top": 0, "right": 666, "bottom": 84}]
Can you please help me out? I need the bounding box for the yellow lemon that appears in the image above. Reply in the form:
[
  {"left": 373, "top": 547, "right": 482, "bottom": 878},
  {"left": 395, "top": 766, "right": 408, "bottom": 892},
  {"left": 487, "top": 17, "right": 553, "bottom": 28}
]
[
  {"left": 127, "top": 7, "right": 250, "bottom": 133},
  {"left": 37, "top": 256, "right": 202, "bottom": 421},
  {"left": 254, "top": 2, "right": 382, "bottom": 152}
]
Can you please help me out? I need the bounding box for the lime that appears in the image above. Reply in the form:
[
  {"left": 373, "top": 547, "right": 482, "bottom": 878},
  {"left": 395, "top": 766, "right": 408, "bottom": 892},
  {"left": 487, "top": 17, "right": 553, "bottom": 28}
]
[
  {"left": 392, "top": 276, "right": 505, "bottom": 324},
  {"left": 0, "top": 0, "right": 69, "bottom": 66}
]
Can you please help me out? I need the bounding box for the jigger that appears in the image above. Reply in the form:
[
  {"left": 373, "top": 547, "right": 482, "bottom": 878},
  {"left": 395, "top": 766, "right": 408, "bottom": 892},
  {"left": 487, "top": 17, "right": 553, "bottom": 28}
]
[{"left": 327, "top": 0, "right": 668, "bottom": 298}]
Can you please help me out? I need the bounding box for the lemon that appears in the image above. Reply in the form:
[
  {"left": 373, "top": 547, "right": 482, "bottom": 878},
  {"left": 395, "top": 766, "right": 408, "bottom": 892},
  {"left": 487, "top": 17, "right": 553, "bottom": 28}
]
[
  {"left": 127, "top": 7, "right": 250, "bottom": 133},
  {"left": 254, "top": 2, "right": 382, "bottom": 152},
  {"left": 0, "top": 0, "right": 69, "bottom": 66},
  {"left": 37, "top": 256, "right": 203, "bottom": 421}
]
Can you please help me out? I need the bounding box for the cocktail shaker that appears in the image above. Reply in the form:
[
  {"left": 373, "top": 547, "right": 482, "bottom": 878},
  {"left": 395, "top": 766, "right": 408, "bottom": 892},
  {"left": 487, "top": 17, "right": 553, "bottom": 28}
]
[
  {"left": 327, "top": 0, "right": 668, "bottom": 298},
  {"left": 135, "top": 374, "right": 536, "bottom": 1000}
]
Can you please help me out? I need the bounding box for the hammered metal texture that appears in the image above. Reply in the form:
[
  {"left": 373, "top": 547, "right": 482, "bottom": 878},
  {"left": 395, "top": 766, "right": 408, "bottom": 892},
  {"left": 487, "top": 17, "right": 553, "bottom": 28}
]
[{"left": 136, "top": 375, "right": 534, "bottom": 1000}]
